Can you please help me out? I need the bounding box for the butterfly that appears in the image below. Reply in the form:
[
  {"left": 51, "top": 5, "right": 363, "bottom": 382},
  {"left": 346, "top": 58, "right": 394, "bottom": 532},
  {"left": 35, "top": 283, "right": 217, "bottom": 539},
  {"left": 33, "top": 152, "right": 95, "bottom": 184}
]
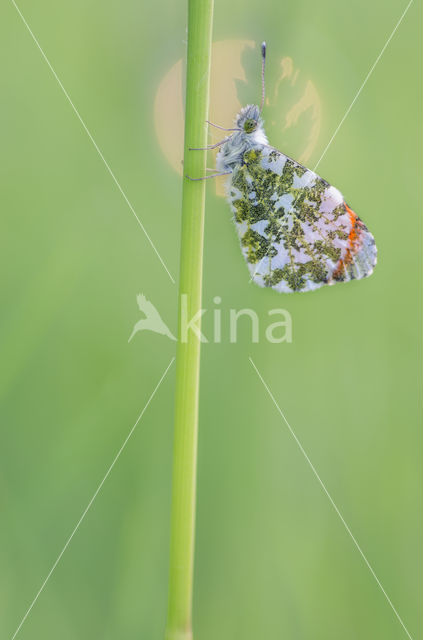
[{"left": 188, "top": 42, "right": 377, "bottom": 293}]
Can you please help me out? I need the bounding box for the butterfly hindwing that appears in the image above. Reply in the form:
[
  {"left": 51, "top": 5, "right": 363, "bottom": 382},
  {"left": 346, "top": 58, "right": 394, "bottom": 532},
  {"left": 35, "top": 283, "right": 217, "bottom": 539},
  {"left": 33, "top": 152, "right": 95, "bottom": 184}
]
[{"left": 227, "top": 145, "right": 377, "bottom": 293}]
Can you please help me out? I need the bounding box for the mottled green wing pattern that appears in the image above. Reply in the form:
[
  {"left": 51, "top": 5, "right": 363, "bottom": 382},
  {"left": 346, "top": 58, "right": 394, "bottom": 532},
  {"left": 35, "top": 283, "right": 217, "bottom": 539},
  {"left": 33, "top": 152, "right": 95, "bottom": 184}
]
[{"left": 227, "top": 146, "right": 377, "bottom": 293}]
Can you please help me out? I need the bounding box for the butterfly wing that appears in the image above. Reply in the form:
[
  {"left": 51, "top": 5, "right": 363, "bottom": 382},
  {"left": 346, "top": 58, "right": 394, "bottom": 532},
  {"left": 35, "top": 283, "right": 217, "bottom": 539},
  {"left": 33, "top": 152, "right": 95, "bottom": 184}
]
[{"left": 227, "top": 146, "right": 377, "bottom": 293}]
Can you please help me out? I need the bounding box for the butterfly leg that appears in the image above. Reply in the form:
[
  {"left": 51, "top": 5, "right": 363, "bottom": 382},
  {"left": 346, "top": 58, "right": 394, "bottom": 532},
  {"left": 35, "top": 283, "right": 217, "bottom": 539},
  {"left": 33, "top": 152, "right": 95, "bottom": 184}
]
[
  {"left": 206, "top": 120, "right": 241, "bottom": 132},
  {"left": 185, "top": 171, "right": 232, "bottom": 181},
  {"left": 181, "top": 164, "right": 218, "bottom": 172},
  {"left": 189, "top": 136, "right": 232, "bottom": 151}
]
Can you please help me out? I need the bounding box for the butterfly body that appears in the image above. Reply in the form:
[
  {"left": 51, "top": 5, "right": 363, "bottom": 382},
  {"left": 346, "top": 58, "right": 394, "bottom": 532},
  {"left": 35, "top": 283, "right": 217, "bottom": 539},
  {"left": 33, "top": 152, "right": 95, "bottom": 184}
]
[
  {"left": 216, "top": 104, "right": 268, "bottom": 170},
  {"left": 216, "top": 103, "right": 377, "bottom": 293}
]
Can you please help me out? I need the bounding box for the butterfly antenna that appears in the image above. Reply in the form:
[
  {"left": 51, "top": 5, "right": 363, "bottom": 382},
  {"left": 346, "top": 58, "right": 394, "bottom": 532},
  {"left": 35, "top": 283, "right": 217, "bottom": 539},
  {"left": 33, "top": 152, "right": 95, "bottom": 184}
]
[{"left": 259, "top": 41, "right": 266, "bottom": 114}]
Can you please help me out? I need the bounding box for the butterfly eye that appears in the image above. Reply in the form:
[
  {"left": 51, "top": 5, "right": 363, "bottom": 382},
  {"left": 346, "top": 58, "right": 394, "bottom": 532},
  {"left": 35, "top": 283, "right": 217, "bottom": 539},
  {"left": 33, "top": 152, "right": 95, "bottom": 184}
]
[{"left": 243, "top": 118, "right": 257, "bottom": 133}]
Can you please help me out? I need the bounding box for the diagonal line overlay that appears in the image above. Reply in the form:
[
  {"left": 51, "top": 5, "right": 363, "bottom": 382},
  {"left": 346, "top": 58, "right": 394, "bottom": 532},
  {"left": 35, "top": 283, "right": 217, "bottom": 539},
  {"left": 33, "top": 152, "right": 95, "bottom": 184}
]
[
  {"left": 249, "top": 356, "right": 414, "bottom": 640},
  {"left": 10, "top": 0, "right": 175, "bottom": 284},
  {"left": 313, "top": 0, "right": 414, "bottom": 171},
  {"left": 10, "top": 357, "right": 175, "bottom": 640}
]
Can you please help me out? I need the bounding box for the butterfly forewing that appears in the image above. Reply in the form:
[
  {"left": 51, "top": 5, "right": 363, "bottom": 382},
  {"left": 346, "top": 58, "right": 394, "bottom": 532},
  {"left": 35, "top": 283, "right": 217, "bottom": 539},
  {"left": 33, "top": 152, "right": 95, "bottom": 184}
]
[{"left": 227, "top": 146, "right": 377, "bottom": 293}]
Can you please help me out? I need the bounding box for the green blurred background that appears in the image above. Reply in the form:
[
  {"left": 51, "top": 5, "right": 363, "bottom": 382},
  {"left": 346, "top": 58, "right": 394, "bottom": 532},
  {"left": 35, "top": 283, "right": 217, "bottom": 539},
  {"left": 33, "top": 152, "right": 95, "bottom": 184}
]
[{"left": 1, "top": 0, "right": 422, "bottom": 638}]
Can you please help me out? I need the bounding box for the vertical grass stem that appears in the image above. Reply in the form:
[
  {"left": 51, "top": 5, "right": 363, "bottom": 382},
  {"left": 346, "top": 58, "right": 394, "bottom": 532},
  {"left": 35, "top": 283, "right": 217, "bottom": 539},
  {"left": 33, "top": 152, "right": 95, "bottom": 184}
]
[{"left": 165, "top": 2, "right": 214, "bottom": 639}]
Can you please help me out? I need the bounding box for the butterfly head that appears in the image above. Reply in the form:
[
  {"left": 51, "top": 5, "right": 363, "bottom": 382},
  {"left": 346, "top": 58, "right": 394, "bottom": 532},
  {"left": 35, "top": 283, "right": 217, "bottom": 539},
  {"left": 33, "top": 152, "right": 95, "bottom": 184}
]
[
  {"left": 235, "top": 104, "right": 267, "bottom": 145},
  {"left": 236, "top": 104, "right": 261, "bottom": 132}
]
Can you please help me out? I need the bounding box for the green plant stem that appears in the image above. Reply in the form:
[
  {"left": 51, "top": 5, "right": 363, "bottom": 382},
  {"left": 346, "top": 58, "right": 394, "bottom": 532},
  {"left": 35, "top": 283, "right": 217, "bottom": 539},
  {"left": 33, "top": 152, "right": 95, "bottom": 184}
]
[{"left": 165, "top": 2, "right": 214, "bottom": 640}]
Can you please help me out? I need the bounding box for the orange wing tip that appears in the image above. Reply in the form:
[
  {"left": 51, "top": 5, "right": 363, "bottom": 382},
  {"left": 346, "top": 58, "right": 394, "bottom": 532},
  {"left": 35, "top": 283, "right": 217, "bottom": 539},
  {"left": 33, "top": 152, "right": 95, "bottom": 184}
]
[{"left": 332, "top": 202, "right": 377, "bottom": 282}]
